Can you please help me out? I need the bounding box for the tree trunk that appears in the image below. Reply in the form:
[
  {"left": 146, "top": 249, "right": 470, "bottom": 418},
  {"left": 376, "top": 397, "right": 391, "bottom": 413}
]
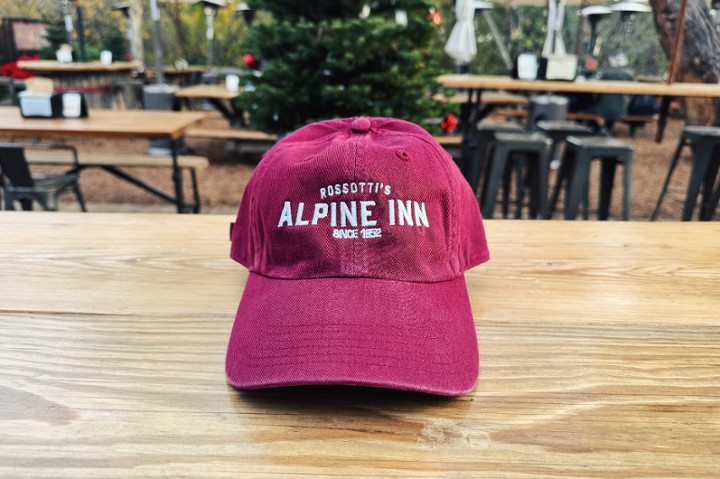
[
  {"left": 649, "top": 0, "right": 720, "bottom": 125},
  {"left": 167, "top": 2, "right": 188, "bottom": 64},
  {"left": 129, "top": 0, "right": 145, "bottom": 65}
]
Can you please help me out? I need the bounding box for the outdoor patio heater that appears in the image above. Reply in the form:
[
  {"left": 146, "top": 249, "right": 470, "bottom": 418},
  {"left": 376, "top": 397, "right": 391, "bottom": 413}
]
[
  {"left": 235, "top": 2, "right": 255, "bottom": 25},
  {"left": 579, "top": 5, "right": 613, "bottom": 56},
  {"left": 610, "top": 0, "right": 652, "bottom": 44},
  {"left": 59, "top": 0, "right": 73, "bottom": 44},
  {"left": 61, "top": 0, "right": 87, "bottom": 62},
  {"left": 112, "top": 3, "right": 134, "bottom": 59},
  {"left": 194, "top": 0, "right": 228, "bottom": 68}
]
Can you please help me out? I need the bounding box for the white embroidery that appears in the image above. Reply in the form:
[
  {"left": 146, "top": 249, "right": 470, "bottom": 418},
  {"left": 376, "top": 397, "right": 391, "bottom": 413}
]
[
  {"left": 319, "top": 181, "right": 391, "bottom": 199},
  {"left": 279, "top": 199, "right": 427, "bottom": 230},
  {"left": 278, "top": 180, "right": 428, "bottom": 239}
]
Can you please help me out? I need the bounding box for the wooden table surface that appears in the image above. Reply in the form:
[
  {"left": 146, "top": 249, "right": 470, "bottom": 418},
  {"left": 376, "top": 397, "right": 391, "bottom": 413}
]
[
  {"left": 438, "top": 74, "right": 720, "bottom": 97},
  {"left": 18, "top": 60, "right": 142, "bottom": 73},
  {"left": 175, "top": 85, "right": 244, "bottom": 127},
  {"left": 0, "top": 106, "right": 207, "bottom": 140},
  {"left": 175, "top": 84, "right": 240, "bottom": 100},
  {"left": 1, "top": 213, "right": 719, "bottom": 478}
]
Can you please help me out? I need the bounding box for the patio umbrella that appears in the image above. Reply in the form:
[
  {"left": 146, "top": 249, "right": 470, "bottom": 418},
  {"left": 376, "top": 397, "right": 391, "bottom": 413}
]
[
  {"left": 542, "top": 0, "right": 568, "bottom": 56},
  {"left": 444, "top": 0, "right": 477, "bottom": 65}
]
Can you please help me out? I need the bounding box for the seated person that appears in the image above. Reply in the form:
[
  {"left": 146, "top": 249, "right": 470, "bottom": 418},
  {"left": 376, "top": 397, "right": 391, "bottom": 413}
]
[
  {"left": 567, "top": 56, "right": 599, "bottom": 114},
  {"left": 594, "top": 50, "right": 635, "bottom": 132},
  {"left": 627, "top": 94, "right": 659, "bottom": 116}
]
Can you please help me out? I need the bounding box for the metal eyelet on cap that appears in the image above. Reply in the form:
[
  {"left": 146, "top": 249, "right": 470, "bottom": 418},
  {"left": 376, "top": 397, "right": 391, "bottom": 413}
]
[
  {"left": 351, "top": 117, "right": 371, "bottom": 133},
  {"left": 396, "top": 150, "right": 410, "bottom": 161}
]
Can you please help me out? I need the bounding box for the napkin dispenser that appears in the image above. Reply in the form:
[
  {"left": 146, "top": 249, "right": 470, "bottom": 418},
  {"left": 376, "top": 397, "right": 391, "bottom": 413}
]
[
  {"left": 18, "top": 91, "right": 88, "bottom": 119},
  {"left": 18, "top": 91, "right": 63, "bottom": 118},
  {"left": 537, "top": 55, "right": 578, "bottom": 81}
]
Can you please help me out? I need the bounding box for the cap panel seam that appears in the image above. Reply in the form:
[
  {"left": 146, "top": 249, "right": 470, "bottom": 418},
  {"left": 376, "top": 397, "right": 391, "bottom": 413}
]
[
  {"left": 402, "top": 132, "right": 462, "bottom": 274},
  {"left": 354, "top": 135, "right": 364, "bottom": 275},
  {"left": 249, "top": 151, "right": 280, "bottom": 273}
]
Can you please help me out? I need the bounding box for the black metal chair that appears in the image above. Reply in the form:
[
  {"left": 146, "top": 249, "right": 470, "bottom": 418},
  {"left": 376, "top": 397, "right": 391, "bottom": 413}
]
[
  {"left": 481, "top": 132, "right": 552, "bottom": 219},
  {"left": 651, "top": 126, "right": 720, "bottom": 221},
  {"left": 536, "top": 120, "right": 594, "bottom": 169},
  {"left": 547, "top": 136, "right": 633, "bottom": 221},
  {"left": 0, "top": 144, "right": 87, "bottom": 211},
  {"left": 462, "top": 121, "right": 524, "bottom": 196}
]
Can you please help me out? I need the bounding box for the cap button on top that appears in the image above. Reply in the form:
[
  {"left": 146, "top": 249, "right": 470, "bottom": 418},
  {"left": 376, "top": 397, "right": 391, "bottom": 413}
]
[{"left": 351, "top": 117, "right": 371, "bottom": 133}]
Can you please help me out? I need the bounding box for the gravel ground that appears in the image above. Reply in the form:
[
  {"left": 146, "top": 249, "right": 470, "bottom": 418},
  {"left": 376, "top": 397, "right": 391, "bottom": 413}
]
[{"left": 3, "top": 116, "right": 706, "bottom": 220}]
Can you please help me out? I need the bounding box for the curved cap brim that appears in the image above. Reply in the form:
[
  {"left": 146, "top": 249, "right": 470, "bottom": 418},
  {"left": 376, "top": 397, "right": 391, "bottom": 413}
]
[{"left": 226, "top": 273, "right": 479, "bottom": 396}]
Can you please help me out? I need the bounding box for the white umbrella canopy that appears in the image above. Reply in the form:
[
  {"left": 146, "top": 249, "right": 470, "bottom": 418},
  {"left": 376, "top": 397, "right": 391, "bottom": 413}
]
[
  {"left": 542, "top": 0, "right": 568, "bottom": 56},
  {"left": 444, "top": 0, "right": 478, "bottom": 65}
]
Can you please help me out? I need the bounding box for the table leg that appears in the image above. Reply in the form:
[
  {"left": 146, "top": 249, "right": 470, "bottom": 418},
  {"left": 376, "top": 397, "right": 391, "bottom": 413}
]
[
  {"left": 709, "top": 165, "right": 720, "bottom": 220},
  {"left": 459, "top": 88, "right": 489, "bottom": 131},
  {"left": 459, "top": 89, "right": 475, "bottom": 137},
  {"left": 459, "top": 88, "right": 487, "bottom": 178},
  {"left": 655, "top": 96, "right": 673, "bottom": 143},
  {"left": 171, "top": 138, "right": 190, "bottom": 214},
  {"left": 209, "top": 98, "right": 245, "bottom": 128}
]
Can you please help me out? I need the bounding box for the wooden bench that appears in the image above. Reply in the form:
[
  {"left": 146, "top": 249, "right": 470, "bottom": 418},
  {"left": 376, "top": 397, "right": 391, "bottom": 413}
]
[
  {"left": 494, "top": 108, "right": 656, "bottom": 136},
  {"left": 493, "top": 108, "right": 530, "bottom": 122},
  {"left": 434, "top": 135, "right": 462, "bottom": 147},
  {"left": 448, "top": 91, "right": 529, "bottom": 107},
  {"left": 186, "top": 127, "right": 277, "bottom": 154},
  {"left": 26, "top": 150, "right": 209, "bottom": 212},
  {"left": 621, "top": 114, "right": 658, "bottom": 137},
  {"left": 493, "top": 108, "right": 607, "bottom": 124}
]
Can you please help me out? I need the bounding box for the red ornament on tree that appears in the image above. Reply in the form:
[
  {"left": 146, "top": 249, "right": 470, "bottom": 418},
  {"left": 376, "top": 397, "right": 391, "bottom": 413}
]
[
  {"left": 425, "top": 8, "right": 442, "bottom": 25},
  {"left": 243, "top": 53, "right": 259, "bottom": 69},
  {"left": 441, "top": 113, "right": 458, "bottom": 133}
]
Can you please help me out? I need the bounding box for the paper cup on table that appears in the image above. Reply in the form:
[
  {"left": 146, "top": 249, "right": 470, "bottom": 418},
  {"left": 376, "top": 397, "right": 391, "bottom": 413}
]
[
  {"left": 100, "top": 50, "right": 113, "bottom": 66},
  {"left": 226, "top": 74, "right": 240, "bottom": 93},
  {"left": 56, "top": 48, "right": 73, "bottom": 63},
  {"left": 62, "top": 92, "right": 83, "bottom": 118}
]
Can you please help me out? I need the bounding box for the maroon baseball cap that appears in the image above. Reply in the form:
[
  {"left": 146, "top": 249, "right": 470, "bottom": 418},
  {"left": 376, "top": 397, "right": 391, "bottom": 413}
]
[{"left": 227, "top": 117, "right": 489, "bottom": 395}]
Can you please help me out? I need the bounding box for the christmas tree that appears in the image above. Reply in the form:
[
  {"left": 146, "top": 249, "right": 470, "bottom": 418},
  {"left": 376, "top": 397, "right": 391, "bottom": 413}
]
[{"left": 237, "top": 0, "right": 446, "bottom": 134}]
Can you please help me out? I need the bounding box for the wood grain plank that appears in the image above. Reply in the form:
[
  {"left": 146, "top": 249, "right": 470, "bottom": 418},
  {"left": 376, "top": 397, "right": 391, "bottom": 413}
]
[{"left": 1, "top": 214, "right": 718, "bottom": 478}]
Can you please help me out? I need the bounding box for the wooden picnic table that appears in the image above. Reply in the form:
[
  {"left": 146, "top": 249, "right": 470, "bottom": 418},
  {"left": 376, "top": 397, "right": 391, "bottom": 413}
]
[
  {"left": 17, "top": 60, "right": 142, "bottom": 108},
  {"left": 1, "top": 213, "right": 718, "bottom": 478},
  {"left": 146, "top": 65, "right": 208, "bottom": 86},
  {"left": 438, "top": 74, "right": 720, "bottom": 143},
  {"left": 176, "top": 84, "right": 244, "bottom": 127},
  {"left": 0, "top": 107, "right": 206, "bottom": 212}
]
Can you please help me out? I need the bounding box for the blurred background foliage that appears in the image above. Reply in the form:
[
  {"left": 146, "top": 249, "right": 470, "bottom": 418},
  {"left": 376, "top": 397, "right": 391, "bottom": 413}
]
[
  {"left": 0, "top": 0, "right": 668, "bottom": 126},
  {"left": 237, "top": 0, "right": 448, "bottom": 133},
  {"left": 446, "top": 3, "right": 667, "bottom": 77},
  {"left": 0, "top": 0, "right": 667, "bottom": 76},
  {"left": 0, "top": 0, "right": 254, "bottom": 68}
]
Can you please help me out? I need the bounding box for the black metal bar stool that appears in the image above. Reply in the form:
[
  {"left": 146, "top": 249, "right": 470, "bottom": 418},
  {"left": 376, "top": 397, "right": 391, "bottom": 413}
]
[
  {"left": 462, "top": 121, "right": 524, "bottom": 195},
  {"left": 536, "top": 120, "right": 594, "bottom": 169},
  {"left": 481, "top": 132, "right": 552, "bottom": 219},
  {"left": 651, "top": 126, "right": 720, "bottom": 221},
  {"left": 547, "top": 136, "right": 633, "bottom": 220}
]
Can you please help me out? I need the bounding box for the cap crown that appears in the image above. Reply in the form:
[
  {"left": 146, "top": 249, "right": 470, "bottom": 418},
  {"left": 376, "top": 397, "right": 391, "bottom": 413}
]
[{"left": 231, "top": 117, "right": 488, "bottom": 283}]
